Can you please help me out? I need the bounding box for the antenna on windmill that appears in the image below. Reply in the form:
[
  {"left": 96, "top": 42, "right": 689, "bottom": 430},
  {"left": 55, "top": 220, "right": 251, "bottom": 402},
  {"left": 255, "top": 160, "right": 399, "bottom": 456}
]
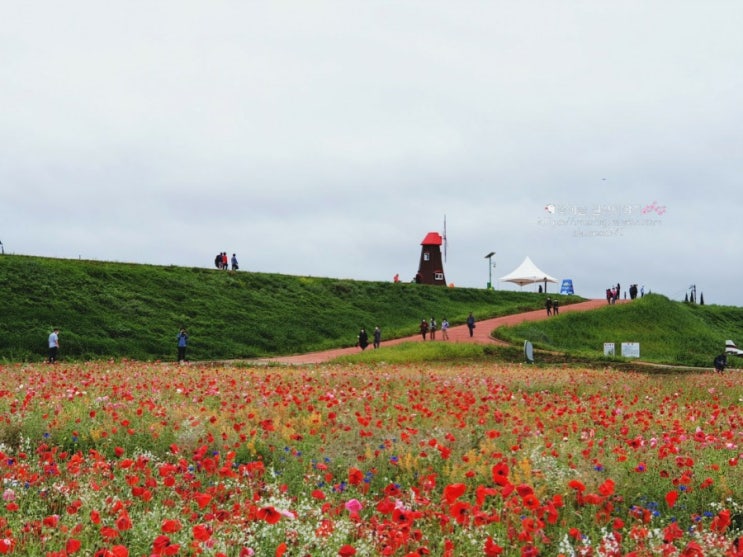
[{"left": 442, "top": 215, "right": 448, "bottom": 262}]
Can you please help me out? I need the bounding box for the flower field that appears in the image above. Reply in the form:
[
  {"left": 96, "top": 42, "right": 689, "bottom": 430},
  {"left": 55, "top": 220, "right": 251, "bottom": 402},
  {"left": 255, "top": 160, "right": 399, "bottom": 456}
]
[{"left": 0, "top": 361, "right": 741, "bottom": 556}]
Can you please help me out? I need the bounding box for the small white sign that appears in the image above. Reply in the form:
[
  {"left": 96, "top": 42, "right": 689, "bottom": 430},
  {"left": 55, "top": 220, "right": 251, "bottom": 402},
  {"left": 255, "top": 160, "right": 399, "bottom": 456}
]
[
  {"left": 621, "top": 342, "right": 640, "bottom": 358},
  {"left": 603, "top": 342, "right": 615, "bottom": 356}
]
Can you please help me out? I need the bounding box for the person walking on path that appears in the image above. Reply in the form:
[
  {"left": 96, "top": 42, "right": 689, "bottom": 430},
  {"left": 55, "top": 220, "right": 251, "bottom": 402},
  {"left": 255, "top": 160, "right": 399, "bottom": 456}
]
[
  {"left": 441, "top": 318, "right": 450, "bottom": 340},
  {"left": 419, "top": 319, "right": 429, "bottom": 340},
  {"left": 553, "top": 299, "right": 559, "bottom": 315},
  {"left": 373, "top": 326, "right": 381, "bottom": 349},
  {"left": 545, "top": 297, "right": 552, "bottom": 316},
  {"left": 48, "top": 328, "right": 60, "bottom": 363},
  {"left": 466, "top": 312, "right": 475, "bottom": 337},
  {"left": 429, "top": 317, "right": 437, "bottom": 340},
  {"left": 357, "top": 327, "right": 369, "bottom": 350},
  {"left": 177, "top": 328, "right": 189, "bottom": 362}
]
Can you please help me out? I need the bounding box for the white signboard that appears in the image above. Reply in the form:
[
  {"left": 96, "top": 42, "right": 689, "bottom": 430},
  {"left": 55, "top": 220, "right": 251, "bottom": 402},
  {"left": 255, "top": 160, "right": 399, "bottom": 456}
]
[
  {"left": 524, "top": 340, "right": 534, "bottom": 363},
  {"left": 621, "top": 342, "right": 640, "bottom": 358},
  {"left": 603, "top": 343, "right": 615, "bottom": 356}
]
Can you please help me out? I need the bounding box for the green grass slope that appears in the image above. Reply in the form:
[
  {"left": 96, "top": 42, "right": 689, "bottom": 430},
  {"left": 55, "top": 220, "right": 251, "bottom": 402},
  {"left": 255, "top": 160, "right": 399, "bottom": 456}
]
[
  {"left": 0, "top": 255, "right": 580, "bottom": 362},
  {"left": 494, "top": 293, "right": 743, "bottom": 367}
]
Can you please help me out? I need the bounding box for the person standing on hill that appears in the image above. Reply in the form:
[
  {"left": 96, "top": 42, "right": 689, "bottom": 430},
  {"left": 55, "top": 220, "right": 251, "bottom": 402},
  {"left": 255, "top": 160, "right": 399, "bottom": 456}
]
[
  {"left": 231, "top": 253, "right": 239, "bottom": 271},
  {"left": 466, "top": 312, "right": 475, "bottom": 337},
  {"left": 48, "top": 328, "right": 60, "bottom": 363},
  {"left": 177, "top": 328, "right": 189, "bottom": 362}
]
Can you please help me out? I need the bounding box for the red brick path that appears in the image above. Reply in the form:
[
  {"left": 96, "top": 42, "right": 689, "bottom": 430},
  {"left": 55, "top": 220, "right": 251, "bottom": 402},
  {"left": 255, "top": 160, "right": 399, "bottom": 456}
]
[{"left": 259, "top": 298, "right": 614, "bottom": 365}]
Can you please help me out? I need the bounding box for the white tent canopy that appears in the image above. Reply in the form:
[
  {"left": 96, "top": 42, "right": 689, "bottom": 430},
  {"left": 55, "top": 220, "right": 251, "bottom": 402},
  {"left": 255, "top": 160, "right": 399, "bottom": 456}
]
[{"left": 500, "top": 256, "right": 557, "bottom": 288}]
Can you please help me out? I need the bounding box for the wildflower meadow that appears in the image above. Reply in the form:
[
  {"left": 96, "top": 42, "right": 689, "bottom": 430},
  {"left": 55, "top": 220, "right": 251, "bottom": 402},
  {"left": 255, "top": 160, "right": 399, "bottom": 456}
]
[{"left": 0, "top": 361, "right": 740, "bottom": 556}]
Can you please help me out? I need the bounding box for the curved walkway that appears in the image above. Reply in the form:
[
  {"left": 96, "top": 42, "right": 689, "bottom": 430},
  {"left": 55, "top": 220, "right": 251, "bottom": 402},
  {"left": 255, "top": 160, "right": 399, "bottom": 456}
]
[{"left": 258, "top": 298, "right": 616, "bottom": 365}]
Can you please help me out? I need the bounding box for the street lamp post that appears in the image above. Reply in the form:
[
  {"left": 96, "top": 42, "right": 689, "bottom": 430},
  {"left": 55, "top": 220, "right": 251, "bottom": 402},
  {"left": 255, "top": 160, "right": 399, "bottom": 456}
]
[{"left": 484, "top": 251, "right": 495, "bottom": 290}]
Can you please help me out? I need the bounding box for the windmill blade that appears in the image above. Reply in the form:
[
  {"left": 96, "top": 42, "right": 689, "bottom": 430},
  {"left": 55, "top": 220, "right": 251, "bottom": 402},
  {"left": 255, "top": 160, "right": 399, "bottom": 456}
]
[{"left": 443, "top": 215, "right": 448, "bottom": 263}]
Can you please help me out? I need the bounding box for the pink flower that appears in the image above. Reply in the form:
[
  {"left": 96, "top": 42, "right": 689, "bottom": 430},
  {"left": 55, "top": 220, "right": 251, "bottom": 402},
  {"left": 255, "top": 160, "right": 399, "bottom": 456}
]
[{"left": 345, "top": 498, "right": 363, "bottom": 517}]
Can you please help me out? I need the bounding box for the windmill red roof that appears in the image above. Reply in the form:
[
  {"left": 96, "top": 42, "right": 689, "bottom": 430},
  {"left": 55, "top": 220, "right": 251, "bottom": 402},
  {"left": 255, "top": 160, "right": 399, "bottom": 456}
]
[{"left": 421, "top": 232, "right": 443, "bottom": 245}]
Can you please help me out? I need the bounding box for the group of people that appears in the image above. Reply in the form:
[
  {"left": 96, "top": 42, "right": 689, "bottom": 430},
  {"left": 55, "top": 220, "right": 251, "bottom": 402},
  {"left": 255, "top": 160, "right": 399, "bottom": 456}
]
[
  {"left": 214, "top": 252, "right": 239, "bottom": 271},
  {"left": 421, "top": 312, "right": 478, "bottom": 339},
  {"left": 606, "top": 283, "right": 622, "bottom": 304},
  {"left": 419, "top": 316, "right": 451, "bottom": 341},
  {"left": 357, "top": 326, "right": 382, "bottom": 350},
  {"left": 358, "top": 312, "right": 478, "bottom": 350},
  {"left": 545, "top": 297, "right": 559, "bottom": 316},
  {"left": 606, "top": 283, "right": 645, "bottom": 303}
]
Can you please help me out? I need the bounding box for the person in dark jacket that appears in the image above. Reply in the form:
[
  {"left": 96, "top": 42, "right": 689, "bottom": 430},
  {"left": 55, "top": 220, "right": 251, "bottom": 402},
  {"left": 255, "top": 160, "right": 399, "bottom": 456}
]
[
  {"left": 419, "top": 319, "right": 429, "bottom": 340},
  {"left": 357, "top": 328, "right": 369, "bottom": 350},
  {"left": 714, "top": 353, "right": 727, "bottom": 373},
  {"left": 466, "top": 312, "right": 475, "bottom": 337},
  {"left": 373, "top": 326, "right": 381, "bottom": 349}
]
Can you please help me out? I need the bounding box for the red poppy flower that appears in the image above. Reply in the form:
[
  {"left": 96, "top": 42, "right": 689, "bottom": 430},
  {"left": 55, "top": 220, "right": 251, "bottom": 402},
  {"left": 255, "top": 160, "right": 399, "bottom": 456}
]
[
  {"left": 710, "top": 508, "right": 731, "bottom": 533},
  {"left": 679, "top": 541, "right": 705, "bottom": 557},
  {"left": 100, "top": 526, "right": 119, "bottom": 540},
  {"left": 598, "top": 478, "right": 615, "bottom": 497},
  {"left": 161, "top": 519, "right": 181, "bottom": 533},
  {"left": 491, "top": 462, "right": 510, "bottom": 486},
  {"left": 663, "top": 521, "right": 684, "bottom": 542},
  {"left": 43, "top": 514, "right": 60, "bottom": 528},
  {"left": 522, "top": 493, "right": 540, "bottom": 510},
  {"left": 257, "top": 506, "right": 282, "bottom": 524},
  {"left": 515, "top": 484, "right": 533, "bottom": 497},
  {"left": 193, "top": 524, "right": 212, "bottom": 541},
  {"left": 449, "top": 501, "right": 471, "bottom": 525},
  {"left": 116, "top": 512, "right": 132, "bottom": 531},
  {"left": 153, "top": 535, "right": 180, "bottom": 555},
  {"left": 665, "top": 490, "right": 679, "bottom": 508},
  {"left": 110, "top": 546, "right": 129, "bottom": 557},
  {"left": 484, "top": 536, "right": 503, "bottom": 556},
  {"left": 443, "top": 483, "right": 467, "bottom": 504},
  {"left": 338, "top": 545, "right": 356, "bottom": 556},
  {"left": 66, "top": 538, "right": 82, "bottom": 554},
  {"left": 348, "top": 467, "right": 363, "bottom": 485},
  {"left": 568, "top": 480, "right": 586, "bottom": 492}
]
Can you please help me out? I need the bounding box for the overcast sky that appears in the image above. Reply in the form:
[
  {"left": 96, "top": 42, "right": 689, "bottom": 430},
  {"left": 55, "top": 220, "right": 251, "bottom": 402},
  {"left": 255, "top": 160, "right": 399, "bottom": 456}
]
[{"left": 3, "top": 2, "right": 742, "bottom": 305}]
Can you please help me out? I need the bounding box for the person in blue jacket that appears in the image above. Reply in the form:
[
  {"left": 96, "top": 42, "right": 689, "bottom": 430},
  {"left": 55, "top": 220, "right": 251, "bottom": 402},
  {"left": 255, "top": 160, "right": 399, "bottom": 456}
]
[{"left": 177, "top": 328, "right": 188, "bottom": 362}]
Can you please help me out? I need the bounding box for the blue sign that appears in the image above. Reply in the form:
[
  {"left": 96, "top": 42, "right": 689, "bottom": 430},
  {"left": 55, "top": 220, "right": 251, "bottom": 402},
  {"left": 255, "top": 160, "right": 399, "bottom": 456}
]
[{"left": 560, "top": 279, "right": 574, "bottom": 295}]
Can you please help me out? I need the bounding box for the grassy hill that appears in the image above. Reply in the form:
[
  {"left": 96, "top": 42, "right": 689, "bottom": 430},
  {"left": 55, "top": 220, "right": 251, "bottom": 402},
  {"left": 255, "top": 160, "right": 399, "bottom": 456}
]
[
  {"left": 0, "top": 255, "right": 579, "bottom": 362},
  {"left": 494, "top": 293, "right": 743, "bottom": 368}
]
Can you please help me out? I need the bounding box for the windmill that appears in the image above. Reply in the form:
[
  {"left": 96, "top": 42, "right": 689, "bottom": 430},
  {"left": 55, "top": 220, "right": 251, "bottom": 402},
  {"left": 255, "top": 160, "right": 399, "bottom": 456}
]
[{"left": 415, "top": 218, "right": 447, "bottom": 286}]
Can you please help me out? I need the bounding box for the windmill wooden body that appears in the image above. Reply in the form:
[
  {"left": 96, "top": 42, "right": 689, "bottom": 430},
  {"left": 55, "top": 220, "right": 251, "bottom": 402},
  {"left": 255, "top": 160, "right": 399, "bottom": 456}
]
[{"left": 416, "top": 232, "right": 447, "bottom": 286}]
